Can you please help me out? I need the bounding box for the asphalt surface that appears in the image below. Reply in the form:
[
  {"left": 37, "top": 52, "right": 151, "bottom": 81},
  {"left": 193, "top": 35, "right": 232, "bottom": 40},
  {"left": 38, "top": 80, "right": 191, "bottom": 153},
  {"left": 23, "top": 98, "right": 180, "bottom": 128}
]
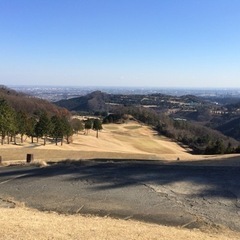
[{"left": 1, "top": 160, "right": 240, "bottom": 230}]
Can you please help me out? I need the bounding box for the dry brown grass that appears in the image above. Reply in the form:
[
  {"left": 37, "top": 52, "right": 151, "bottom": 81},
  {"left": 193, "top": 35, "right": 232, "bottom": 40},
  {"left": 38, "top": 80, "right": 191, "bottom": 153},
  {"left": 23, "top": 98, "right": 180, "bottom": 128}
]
[
  {"left": 1, "top": 121, "right": 239, "bottom": 166},
  {"left": 0, "top": 122, "right": 197, "bottom": 164},
  {"left": 0, "top": 206, "right": 239, "bottom": 240}
]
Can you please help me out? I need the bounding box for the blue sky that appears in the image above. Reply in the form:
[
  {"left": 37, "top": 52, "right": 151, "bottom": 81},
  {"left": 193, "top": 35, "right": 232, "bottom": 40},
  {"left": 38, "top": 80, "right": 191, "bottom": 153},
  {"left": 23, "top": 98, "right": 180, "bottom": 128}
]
[{"left": 0, "top": 0, "right": 240, "bottom": 88}]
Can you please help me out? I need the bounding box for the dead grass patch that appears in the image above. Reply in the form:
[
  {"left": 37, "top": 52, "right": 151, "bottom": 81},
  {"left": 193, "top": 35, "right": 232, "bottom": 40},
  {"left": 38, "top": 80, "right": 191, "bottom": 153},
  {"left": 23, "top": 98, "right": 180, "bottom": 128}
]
[{"left": 0, "top": 206, "right": 239, "bottom": 240}]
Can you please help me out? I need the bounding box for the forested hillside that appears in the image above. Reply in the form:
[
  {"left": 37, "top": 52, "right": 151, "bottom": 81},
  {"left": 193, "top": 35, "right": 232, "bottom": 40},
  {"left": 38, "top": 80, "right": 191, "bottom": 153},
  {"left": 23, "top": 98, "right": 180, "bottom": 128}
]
[
  {"left": 0, "top": 86, "right": 104, "bottom": 146},
  {"left": 56, "top": 91, "right": 109, "bottom": 113},
  {"left": 0, "top": 85, "right": 69, "bottom": 116}
]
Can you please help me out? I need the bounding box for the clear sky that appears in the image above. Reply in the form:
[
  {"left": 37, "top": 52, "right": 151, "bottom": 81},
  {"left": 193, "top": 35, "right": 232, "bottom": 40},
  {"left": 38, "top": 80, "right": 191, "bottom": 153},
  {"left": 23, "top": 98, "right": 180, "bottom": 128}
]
[{"left": 0, "top": 0, "right": 240, "bottom": 88}]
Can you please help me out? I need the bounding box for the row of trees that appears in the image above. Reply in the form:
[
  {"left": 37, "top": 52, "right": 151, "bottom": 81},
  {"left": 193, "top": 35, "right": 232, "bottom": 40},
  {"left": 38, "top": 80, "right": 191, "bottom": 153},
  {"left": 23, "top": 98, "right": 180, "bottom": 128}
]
[{"left": 0, "top": 99, "right": 103, "bottom": 145}]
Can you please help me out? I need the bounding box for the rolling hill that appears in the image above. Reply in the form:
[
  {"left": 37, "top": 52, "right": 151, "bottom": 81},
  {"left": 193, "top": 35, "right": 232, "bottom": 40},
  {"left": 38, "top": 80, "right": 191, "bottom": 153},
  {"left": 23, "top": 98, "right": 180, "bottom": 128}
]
[{"left": 0, "top": 85, "right": 69, "bottom": 116}]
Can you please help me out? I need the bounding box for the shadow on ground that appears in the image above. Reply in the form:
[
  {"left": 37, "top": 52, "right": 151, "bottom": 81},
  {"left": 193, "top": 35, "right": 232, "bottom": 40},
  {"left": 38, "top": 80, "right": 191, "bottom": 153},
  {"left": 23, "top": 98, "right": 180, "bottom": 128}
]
[{"left": 1, "top": 158, "right": 240, "bottom": 199}]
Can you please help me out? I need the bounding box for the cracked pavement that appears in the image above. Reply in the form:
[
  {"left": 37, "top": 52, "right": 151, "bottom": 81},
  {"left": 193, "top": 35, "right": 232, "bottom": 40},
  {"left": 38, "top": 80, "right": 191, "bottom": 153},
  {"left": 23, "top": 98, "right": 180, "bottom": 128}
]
[{"left": 0, "top": 159, "right": 240, "bottom": 231}]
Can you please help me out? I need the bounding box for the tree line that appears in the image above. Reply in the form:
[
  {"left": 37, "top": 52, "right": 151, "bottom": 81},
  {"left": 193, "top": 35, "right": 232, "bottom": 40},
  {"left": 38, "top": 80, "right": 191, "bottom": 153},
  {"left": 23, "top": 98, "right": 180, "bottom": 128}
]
[
  {"left": 0, "top": 99, "right": 102, "bottom": 145},
  {"left": 104, "top": 105, "right": 240, "bottom": 155}
]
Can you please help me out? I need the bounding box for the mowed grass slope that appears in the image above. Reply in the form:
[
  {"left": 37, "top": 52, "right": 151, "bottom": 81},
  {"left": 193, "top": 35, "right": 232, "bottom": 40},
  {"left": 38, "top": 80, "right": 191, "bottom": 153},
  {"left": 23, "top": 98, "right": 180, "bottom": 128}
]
[{"left": 0, "top": 121, "right": 194, "bottom": 163}]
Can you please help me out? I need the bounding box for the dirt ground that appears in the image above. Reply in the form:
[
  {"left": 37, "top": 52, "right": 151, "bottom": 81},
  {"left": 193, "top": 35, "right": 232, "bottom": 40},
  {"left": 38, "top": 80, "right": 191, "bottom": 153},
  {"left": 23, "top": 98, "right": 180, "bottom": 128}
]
[{"left": 1, "top": 122, "right": 240, "bottom": 239}]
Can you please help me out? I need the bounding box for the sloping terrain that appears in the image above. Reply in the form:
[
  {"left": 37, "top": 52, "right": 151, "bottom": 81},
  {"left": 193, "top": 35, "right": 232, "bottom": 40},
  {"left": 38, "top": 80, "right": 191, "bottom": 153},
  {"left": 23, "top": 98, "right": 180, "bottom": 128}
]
[
  {"left": 0, "top": 85, "right": 69, "bottom": 116},
  {"left": 215, "top": 116, "right": 240, "bottom": 140},
  {"left": 56, "top": 90, "right": 109, "bottom": 112},
  {"left": 0, "top": 121, "right": 194, "bottom": 163}
]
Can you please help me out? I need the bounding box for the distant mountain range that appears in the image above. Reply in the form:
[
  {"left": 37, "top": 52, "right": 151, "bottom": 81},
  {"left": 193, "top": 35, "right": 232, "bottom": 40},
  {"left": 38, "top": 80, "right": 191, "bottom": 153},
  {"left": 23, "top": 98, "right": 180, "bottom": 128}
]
[{"left": 55, "top": 90, "right": 207, "bottom": 113}]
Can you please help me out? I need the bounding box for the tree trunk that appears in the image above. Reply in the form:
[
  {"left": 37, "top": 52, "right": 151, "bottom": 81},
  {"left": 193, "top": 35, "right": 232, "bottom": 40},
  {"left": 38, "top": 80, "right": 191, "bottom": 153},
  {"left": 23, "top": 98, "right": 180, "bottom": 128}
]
[
  {"left": 31, "top": 136, "right": 34, "bottom": 143},
  {"left": 21, "top": 134, "right": 23, "bottom": 143},
  {"left": 96, "top": 130, "right": 99, "bottom": 138},
  {"left": 1, "top": 132, "right": 5, "bottom": 145},
  {"left": 7, "top": 133, "right": 10, "bottom": 144}
]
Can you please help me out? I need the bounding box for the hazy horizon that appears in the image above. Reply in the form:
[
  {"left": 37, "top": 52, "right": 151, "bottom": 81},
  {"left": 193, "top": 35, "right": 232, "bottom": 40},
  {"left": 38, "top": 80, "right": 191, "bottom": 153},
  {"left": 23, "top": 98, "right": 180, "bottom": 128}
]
[
  {"left": 6, "top": 84, "right": 240, "bottom": 90},
  {"left": 1, "top": 1, "right": 240, "bottom": 88}
]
